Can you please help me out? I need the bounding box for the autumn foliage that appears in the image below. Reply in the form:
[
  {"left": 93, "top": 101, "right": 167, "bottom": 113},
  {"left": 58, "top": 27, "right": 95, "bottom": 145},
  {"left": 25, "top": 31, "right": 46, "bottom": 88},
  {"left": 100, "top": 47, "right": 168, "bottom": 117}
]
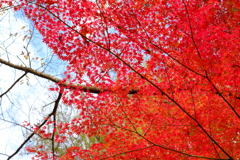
[{"left": 10, "top": 0, "right": 240, "bottom": 159}]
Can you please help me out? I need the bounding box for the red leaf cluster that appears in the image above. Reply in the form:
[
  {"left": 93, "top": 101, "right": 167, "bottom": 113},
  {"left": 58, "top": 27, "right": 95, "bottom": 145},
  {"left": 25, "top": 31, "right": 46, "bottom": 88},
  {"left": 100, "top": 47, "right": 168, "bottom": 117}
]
[{"left": 16, "top": 0, "right": 240, "bottom": 159}]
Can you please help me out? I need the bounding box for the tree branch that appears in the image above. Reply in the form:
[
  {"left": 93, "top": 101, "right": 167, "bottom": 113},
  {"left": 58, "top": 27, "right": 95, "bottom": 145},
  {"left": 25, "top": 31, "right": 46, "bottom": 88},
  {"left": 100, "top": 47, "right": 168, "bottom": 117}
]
[
  {"left": 101, "top": 145, "right": 156, "bottom": 159},
  {"left": 34, "top": 5, "right": 234, "bottom": 159},
  {"left": 104, "top": 123, "right": 230, "bottom": 160},
  {"left": 7, "top": 89, "right": 63, "bottom": 160},
  {"left": 0, "top": 72, "right": 28, "bottom": 98},
  {"left": 0, "top": 58, "right": 138, "bottom": 94},
  {"left": 51, "top": 89, "right": 63, "bottom": 159}
]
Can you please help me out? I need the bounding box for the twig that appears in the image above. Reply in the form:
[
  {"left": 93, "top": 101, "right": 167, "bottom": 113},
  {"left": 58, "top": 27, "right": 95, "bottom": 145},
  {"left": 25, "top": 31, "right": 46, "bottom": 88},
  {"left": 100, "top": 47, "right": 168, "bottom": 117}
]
[
  {"left": 0, "top": 72, "right": 28, "bottom": 98},
  {"left": 7, "top": 89, "right": 63, "bottom": 160}
]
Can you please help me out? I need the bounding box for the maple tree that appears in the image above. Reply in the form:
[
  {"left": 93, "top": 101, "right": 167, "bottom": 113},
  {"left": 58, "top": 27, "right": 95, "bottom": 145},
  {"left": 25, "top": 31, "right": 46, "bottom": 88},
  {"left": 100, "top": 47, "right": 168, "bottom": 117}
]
[{"left": 1, "top": 0, "right": 239, "bottom": 159}]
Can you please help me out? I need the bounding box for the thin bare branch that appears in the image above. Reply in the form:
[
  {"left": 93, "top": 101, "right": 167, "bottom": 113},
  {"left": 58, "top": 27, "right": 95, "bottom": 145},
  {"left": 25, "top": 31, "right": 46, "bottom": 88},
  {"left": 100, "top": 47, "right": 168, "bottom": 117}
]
[
  {"left": 7, "top": 90, "right": 63, "bottom": 160},
  {"left": 0, "top": 117, "right": 45, "bottom": 139},
  {"left": 0, "top": 72, "right": 28, "bottom": 98}
]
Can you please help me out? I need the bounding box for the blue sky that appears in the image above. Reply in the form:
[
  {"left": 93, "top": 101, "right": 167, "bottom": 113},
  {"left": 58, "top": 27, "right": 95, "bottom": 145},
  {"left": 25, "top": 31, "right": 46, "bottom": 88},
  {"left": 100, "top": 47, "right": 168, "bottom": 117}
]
[{"left": 0, "top": 6, "right": 67, "bottom": 160}]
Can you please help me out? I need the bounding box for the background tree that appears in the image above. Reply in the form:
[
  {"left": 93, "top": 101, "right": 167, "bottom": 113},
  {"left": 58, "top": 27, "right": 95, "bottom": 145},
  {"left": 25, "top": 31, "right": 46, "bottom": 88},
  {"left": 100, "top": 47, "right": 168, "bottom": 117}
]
[
  {"left": 24, "top": 103, "right": 103, "bottom": 158},
  {"left": 0, "top": 0, "right": 239, "bottom": 160}
]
